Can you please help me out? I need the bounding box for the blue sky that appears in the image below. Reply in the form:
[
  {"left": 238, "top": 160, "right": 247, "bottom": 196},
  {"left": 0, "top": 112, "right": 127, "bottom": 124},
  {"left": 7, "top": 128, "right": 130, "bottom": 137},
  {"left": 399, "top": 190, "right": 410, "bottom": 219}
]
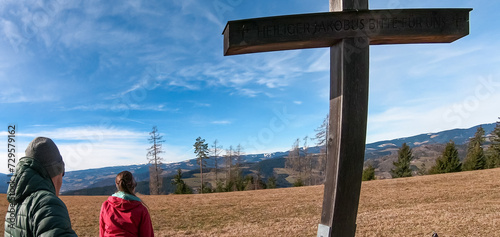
[{"left": 1, "top": 0, "right": 499, "bottom": 173}]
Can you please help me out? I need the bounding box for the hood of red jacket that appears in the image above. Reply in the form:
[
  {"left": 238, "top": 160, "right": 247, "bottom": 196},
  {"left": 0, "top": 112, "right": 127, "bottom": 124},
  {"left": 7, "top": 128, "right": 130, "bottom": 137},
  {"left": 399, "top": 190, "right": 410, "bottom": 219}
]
[{"left": 107, "top": 196, "right": 142, "bottom": 212}]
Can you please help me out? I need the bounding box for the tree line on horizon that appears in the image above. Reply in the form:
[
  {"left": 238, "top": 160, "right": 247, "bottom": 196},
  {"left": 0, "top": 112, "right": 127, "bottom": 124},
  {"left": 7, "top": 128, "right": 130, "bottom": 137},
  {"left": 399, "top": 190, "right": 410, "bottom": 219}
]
[
  {"left": 283, "top": 114, "right": 329, "bottom": 187},
  {"left": 146, "top": 117, "right": 500, "bottom": 194},
  {"left": 188, "top": 137, "right": 280, "bottom": 194},
  {"left": 146, "top": 114, "right": 330, "bottom": 195},
  {"left": 146, "top": 127, "right": 278, "bottom": 195},
  {"left": 379, "top": 118, "right": 500, "bottom": 180}
]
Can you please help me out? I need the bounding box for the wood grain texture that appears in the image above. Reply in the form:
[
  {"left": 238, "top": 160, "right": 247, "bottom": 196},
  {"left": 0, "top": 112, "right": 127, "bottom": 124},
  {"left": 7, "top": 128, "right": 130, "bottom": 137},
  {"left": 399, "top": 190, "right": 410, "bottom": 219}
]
[
  {"left": 319, "top": 0, "right": 369, "bottom": 236},
  {"left": 223, "top": 9, "right": 471, "bottom": 55}
]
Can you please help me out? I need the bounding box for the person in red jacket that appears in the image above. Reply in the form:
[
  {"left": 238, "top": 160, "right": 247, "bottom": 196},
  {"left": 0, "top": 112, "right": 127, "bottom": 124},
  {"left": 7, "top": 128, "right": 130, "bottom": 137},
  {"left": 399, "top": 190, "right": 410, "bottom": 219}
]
[{"left": 99, "top": 171, "right": 154, "bottom": 237}]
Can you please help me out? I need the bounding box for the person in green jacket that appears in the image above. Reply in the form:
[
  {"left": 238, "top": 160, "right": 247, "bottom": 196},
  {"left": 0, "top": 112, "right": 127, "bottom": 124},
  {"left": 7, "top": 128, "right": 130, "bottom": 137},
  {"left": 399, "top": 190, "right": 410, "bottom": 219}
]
[{"left": 5, "top": 137, "right": 77, "bottom": 236}]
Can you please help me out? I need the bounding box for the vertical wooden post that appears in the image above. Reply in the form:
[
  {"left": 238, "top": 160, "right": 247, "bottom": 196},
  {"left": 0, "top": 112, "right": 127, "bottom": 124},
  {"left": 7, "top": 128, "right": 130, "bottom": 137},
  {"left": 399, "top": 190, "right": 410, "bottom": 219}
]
[
  {"left": 222, "top": 2, "right": 471, "bottom": 237},
  {"left": 319, "top": 0, "right": 369, "bottom": 236}
]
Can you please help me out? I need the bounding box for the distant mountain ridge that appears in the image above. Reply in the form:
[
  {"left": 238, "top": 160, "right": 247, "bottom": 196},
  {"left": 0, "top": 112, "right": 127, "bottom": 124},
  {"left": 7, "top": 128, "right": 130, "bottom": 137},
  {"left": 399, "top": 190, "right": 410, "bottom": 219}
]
[
  {"left": 365, "top": 123, "right": 495, "bottom": 160},
  {"left": 0, "top": 123, "right": 495, "bottom": 194}
]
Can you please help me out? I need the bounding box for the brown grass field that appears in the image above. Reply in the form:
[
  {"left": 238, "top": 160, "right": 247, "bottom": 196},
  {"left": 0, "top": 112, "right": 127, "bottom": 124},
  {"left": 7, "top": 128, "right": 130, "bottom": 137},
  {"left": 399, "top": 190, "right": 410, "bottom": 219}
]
[{"left": 2, "top": 168, "right": 500, "bottom": 236}]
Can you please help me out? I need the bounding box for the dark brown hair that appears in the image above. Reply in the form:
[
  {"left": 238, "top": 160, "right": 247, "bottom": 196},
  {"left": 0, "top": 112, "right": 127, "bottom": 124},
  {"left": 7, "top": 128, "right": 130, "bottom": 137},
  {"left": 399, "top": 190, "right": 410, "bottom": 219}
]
[
  {"left": 115, "top": 171, "right": 149, "bottom": 209},
  {"left": 116, "top": 171, "right": 137, "bottom": 196}
]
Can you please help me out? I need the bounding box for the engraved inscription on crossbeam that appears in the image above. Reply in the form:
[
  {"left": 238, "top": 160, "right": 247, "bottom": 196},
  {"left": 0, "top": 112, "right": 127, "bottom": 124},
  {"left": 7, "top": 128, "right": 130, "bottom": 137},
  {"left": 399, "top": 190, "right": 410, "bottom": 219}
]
[
  {"left": 257, "top": 16, "right": 456, "bottom": 37},
  {"left": 223, "top": 9, "right": 471, "bottom": 55}
]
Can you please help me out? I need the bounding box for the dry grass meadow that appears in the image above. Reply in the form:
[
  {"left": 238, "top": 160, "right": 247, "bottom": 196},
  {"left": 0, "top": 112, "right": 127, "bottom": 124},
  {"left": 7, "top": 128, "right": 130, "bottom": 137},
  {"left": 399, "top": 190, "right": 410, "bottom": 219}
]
[{"left": 2, "top": 168, "right": 500, "bottom": 236}]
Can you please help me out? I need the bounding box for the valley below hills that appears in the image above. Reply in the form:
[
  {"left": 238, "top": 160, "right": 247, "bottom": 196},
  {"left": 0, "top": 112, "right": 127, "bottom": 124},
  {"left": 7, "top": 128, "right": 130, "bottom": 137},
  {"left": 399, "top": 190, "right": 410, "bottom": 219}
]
[{"left": 0, "top": 123, "right": 496, "bottom": 195}]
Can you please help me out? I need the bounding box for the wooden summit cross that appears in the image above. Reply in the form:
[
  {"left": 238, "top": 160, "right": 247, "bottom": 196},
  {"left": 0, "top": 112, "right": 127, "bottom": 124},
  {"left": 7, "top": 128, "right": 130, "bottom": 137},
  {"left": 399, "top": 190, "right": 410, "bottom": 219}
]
[{"left": 222, "top": 0, "right": 471, "bottom": 236}]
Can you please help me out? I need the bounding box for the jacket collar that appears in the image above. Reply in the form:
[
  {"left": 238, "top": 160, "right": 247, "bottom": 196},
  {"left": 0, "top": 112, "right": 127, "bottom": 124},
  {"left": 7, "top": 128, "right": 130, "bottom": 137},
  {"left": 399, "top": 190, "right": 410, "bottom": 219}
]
[
  {"left": 112, "top": 191, "right": 141, "bottom": 202},
  {"left": 7, "top": 157, "right": 56, "bottom": 204}
]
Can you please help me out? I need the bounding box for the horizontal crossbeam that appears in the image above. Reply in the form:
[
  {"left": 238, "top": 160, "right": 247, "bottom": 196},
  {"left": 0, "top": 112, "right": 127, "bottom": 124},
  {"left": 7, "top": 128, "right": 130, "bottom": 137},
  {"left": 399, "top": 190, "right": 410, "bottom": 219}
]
[{"left": 223, "top": 8, "right": 471, "bottom": 55}]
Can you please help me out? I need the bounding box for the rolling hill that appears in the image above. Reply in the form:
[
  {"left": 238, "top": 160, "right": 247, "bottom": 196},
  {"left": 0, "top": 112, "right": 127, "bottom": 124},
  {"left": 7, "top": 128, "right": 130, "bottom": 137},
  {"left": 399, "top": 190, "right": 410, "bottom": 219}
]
[{"left": 0, "top": 122, "right": 496, "bottom": 194}]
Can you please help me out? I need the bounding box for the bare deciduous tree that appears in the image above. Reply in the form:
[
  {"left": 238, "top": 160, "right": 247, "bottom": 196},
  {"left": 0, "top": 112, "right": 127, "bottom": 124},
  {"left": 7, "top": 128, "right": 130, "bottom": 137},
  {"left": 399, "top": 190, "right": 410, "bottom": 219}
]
[
  {"left": 303, "top": 136, "right": 314, "bottom": 186},
  {"left": 224, "top": 145, "right": 234, "bottom": 186},
  {"left": 147, "top": 126, "right": 164, "bottom": 195},
  {"left": 211, "top": 139, "right": 223, "bottom": 182},
  {"left": 314, "top": 114, "right": 329, "bottom": 184},
  {"left": 287, "top": 138, "right": 303, "bottom": 185}
]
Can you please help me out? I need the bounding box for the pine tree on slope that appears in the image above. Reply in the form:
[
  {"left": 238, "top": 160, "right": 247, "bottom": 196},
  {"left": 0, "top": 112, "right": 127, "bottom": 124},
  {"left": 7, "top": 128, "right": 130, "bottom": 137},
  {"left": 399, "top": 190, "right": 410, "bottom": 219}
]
[
  {"left": 391, "top": 143, "right": 414, "bottom": 178},
  {"left": 429, "top": 140, "right": 462, "bottom": 174},
  {"left": 463, "top": 126, "right": 486, "bottom": 171},
  {"left": 486, "top": 119, "right": 500, "bottom": 168}
]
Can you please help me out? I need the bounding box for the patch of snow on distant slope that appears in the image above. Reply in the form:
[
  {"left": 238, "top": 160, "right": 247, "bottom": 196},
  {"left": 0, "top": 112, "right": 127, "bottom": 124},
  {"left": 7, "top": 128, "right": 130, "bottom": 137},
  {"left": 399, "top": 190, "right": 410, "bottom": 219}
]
[
  {"left": 378, "top": 143, "right": 396, "bottom": 148},
  {"left": 413, "top": 141, "right": 429, "bottom": 146}
]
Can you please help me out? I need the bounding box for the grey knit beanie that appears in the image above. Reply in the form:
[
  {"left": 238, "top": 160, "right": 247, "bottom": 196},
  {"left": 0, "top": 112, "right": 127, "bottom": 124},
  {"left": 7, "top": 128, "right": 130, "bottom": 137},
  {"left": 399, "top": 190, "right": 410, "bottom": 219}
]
[{"left": 25, "top": 137, "right": 65, "bottom": 178}]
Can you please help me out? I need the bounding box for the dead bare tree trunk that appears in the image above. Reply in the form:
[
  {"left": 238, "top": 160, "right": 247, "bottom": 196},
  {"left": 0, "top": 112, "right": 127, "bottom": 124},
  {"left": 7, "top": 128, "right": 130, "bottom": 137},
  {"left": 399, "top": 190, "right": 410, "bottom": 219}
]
[{"left": 147, "top": 126, "right": 164, "bottom": 195}]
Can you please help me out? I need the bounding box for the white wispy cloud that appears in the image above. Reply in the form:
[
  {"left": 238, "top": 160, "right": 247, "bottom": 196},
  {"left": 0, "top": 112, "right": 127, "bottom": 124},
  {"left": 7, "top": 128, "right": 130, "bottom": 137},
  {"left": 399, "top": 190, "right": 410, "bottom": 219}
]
[
  {"left": 63, "top": 103, "right": 174, "bottom": 112},
  {"left": 7, "top": 126, "right": 138, "bottom": 171},
  {"left": 256, "top": 77, "right": 287, "bottom": 89},
  {"left": 198, "top": 51, "right": 316, "bottom": 97},
  {"left": 233, "top": 88, "right": 259, "bottom": 97},
  {"left": 0, "top": 89, "right": 57, "bottom": 103},
  {"left": 367, "top": 92, "right": 500, "bottom": 143},
  {"left": 211, "top": 120, "right": 231, "bottom": 125},
  {"left": 307, "top": 50, "right": 329, "bottom": 72},
  {"left": 193, "top": 102, "right": 211, "bottom": 107},
  {"left": 0, "top": 126, "right": 142, "bottom": 173},
  {"left": 0, "top": 94, "right": 29, "bottom": 103},
  {"left": 18, "top": 139, "right": 191, "bottom": 172},
  {"left": 57, "top": 141, "right": 147, "bottom": 170},
  {"left": 259, "top": 50, "right": 303, "bottom": 76},
  {"left": 0, "top": 125, "right": 195, "bottom": 173},
  {"left": 0, "top": 19, "right": 24, "bottom": 48},
  {"left": 30, "top": 124, "right": 55, "bottom": 127},
  {"left": 110, "top": 79, "right": 161, "bottom": 99},
  {"left": 173, "top": 0, "right": 224, "bottom": 28},
  {"left": 43, "top": 1, "right": 321, "bottom": 101},
  {"left": 59, "top": 19, "right": 142, "bottom": 49},
  {"left": 120, "top": 118, "right": 149, "bottom": 125},
  {"left": 165, "top": 77, "right": 201, "bottom": 90},
  {"left": 16, "top": 126, "right": 148, "bottom": 141},
  {"left": 425, "top": 46, "right": 481, "bottom": 65}
]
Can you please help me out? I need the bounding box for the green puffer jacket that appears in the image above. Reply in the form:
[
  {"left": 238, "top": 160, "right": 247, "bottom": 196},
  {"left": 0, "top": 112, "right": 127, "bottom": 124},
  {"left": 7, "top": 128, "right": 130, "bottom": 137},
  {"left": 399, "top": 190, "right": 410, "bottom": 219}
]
[{"left": 4, "top": 157, "right": 77, "bottom": 237}]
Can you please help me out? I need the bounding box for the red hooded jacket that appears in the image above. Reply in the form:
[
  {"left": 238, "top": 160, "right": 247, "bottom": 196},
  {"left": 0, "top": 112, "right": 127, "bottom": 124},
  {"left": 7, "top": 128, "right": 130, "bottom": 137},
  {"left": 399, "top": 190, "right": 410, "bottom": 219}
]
[{"left": 99, "top": 192, "right": 154, "bottom": 237}]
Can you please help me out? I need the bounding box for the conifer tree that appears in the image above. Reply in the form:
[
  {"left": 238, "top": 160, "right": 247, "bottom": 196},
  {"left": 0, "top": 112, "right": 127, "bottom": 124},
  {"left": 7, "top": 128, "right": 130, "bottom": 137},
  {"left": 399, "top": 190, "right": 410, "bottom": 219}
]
[
  {"left": 194, "top": 137, "right": 209, "bottom": 193},
  {"left": 429, "top": 140, "right": 461, "bottom": 174},
  {"left": 463, "top": 126, "right": 486, "bottom": 171},
  {"left": 362, "top": 164, "right": 375, "bottom": 181},
  {"left": 267, "top": 176, "right": 277, "bottom": 189},
  {"left": 391, "top": 143, "right": 413, "bottom": 178},
  {"left": 244, "top": 175, "right": 255, "bottom": 190},
  {"left": 486, "top": 119, "right": 500, "bottom": 168},
  {"left": 172, "top": 169, "right": 192, "bottom": 194}
]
